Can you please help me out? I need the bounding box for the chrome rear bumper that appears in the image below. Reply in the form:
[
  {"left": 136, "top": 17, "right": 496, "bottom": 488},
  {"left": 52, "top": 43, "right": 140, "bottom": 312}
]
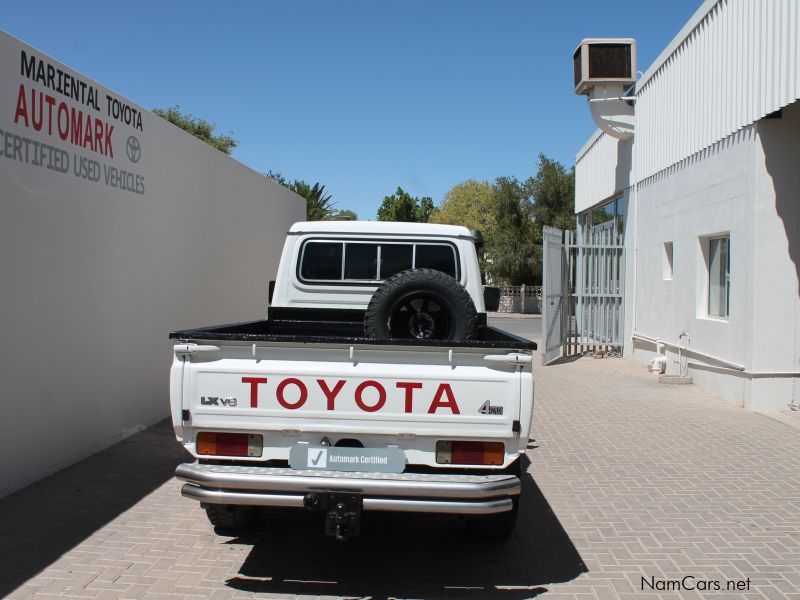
[{"left": 175, "top": 463, "right": 519, "bottom": 515}]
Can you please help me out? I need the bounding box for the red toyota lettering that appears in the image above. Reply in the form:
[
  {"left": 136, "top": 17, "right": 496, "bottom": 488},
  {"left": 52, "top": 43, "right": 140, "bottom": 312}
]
[
  {"left": 396, "top": 382, "right": 422, "bottom": 413},
  {"left": 428, "top": 383, "right": 460, "bottom": 414},
  {"left": 242, "top": 377, "right": 267, "bottom": 408},
  {"left": 317, "top": 379, "right": 346, "bottom": 411},
  {"left": 277, "top": 378, "right": 308, "bottom": 409},
  {"left": 355, "top": 380, "right": 386, "bottom": 412}
]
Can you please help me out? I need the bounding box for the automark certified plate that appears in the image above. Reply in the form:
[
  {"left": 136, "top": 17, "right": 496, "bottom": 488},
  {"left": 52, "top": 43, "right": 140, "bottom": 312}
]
[{"left": 289, "top": 445, "right": 406, "bottom": 473}]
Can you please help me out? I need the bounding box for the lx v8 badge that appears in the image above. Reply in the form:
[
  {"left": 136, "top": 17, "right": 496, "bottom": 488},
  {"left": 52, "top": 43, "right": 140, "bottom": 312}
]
[
  {"left": 200, "top": 396, "right": 238, "bottom": 407},
  {"left": 478, "top": 400, "right": 503, "bottom": 415}
]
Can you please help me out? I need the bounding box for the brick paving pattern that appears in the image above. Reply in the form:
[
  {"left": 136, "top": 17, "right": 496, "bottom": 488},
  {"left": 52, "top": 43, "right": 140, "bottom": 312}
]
[{"left": 1, "top": 319, "right": 799, "bottom": 599}]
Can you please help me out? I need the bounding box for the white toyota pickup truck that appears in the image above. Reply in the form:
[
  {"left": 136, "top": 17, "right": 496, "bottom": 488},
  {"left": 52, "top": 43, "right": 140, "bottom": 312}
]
[{"left": 170, "top": 221, "right": 535, "bottom": 540}]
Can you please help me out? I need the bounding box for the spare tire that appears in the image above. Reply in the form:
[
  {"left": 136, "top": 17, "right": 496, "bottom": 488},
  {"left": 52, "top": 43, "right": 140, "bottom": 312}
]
[{"left": 365, "top": 268, "right": 478, "bottom": 341}]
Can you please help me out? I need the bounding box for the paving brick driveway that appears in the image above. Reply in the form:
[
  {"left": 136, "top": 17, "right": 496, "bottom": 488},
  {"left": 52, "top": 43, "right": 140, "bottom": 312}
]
[{"left": 2, "top": 317, "right": 799, "bottom": 600}]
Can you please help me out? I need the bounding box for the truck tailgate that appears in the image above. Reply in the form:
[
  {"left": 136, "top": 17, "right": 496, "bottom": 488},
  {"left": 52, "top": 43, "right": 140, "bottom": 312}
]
[{"left": 173, "top": 342, "right": 531, "bottom": 467}]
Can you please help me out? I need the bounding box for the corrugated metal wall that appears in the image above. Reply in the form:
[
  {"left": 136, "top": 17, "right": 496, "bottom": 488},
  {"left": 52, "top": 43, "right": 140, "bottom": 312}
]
[
  {"left": 636, "top": 0, "right": 800, "bottom": 181},
  {"left": 575, "top": 133, "right": 621, "bottom": 213}
]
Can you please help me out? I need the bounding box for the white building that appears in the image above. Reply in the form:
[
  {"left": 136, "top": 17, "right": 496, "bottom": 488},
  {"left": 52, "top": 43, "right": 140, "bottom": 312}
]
[{"left": 574, "top": 0, "right": 800, "bottom": 411}]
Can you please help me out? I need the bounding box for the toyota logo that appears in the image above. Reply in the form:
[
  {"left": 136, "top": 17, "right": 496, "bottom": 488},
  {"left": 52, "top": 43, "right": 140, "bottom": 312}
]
[{"left": 126, "top": 135, "right": 141, "bottom": 163}]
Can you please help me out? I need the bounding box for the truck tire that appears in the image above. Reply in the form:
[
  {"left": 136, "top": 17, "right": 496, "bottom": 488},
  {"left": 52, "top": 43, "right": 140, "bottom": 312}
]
[
  {"left": 365, "top": 268, "right": 478, "bottom": 341},
  {"left": 203, "top": 504, "right": 259, "bottom": 533}
]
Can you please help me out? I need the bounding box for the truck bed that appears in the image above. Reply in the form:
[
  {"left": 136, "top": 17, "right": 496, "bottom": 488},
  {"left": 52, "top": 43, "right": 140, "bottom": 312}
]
[{"left": 169, "top": 318, "right": 536, "bottom": 350}]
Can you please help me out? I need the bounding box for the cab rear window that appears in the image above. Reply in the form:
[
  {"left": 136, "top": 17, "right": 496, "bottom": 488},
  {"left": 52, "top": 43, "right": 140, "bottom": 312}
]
[
  {"left": 415, "top": 244, "right": 456, "bottom": 277},
  {"left": 300, "top": 242, "right": 342, "bottom": 280},
  {"left": 299, "top": 240, "right": 458, "bottom": 283}
]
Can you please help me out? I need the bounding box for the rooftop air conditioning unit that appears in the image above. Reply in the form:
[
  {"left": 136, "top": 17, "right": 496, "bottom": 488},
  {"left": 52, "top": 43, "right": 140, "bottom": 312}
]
[
  {"left": 573, "top": 38, "right": 637, "bottom": 95},
  {"left": 573, "top": 38, "right": 637, "bottom": 140}
]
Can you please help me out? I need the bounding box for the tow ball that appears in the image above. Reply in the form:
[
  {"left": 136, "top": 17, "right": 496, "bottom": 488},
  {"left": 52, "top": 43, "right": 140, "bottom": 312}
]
[{"left": 303, "top": 493, "right": 363, "bottom": 541}]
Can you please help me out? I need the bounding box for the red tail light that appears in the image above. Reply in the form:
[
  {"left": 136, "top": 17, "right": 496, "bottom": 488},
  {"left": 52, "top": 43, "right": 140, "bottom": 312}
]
[
  {"left": 196, "top": 432, "right": 262, "bottom": 457},
  {"left": 436, "top": 440, "right": 504, "bottom": 465}
]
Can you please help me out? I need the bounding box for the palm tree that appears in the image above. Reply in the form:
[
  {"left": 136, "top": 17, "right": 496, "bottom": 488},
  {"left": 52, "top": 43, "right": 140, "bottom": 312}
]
[{"left": 291, "top": 181, "right": 335, "bottom": 221}]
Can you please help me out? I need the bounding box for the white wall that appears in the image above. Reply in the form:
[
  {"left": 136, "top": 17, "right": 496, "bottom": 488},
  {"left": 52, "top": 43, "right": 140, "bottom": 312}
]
[
  {"left": 633, "top": 126, "right": 755, "bottom": 404},
  {"left": 0, "top": 31, "right": 305, "bottom": 497},
  {"left": 632, "top": 105, "right": 800, "bottom": 411},
  {"left": 748, "top": 102, "right": 800, "bottom": 409}
]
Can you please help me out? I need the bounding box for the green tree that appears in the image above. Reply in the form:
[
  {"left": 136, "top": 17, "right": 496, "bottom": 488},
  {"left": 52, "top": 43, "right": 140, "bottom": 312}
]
[
  {"left": 294, "top": 181, "right": 335, "bottom": 220},
  {"left": 427, "top": 154, "right": 574, "bottom": 284},
  {"left": 328, "top": 209, "right": 358, "bottom": 221},
  {"left": 527, "top": 153, "right": 576, "bottom": 282},
  {"left": 528, "top": 153, "right": 575, "bottom": 232},
  {"left": 484, "top": 177, "right": 537, "bottom": 285},
  {"left": 377, "top": 187, "right": 434, "bottom": 222},
  {"left": 265, "top": 171, "right": 342, "bottom": 221},
  {"left": 264, "top": 170, "right": 289, "bottom": 187},
  {"left": 429, "top": 179, "right": 495, "bottom": 233},
  {"left": 152, "top": 106, "right": 237, "bottom": 154}
]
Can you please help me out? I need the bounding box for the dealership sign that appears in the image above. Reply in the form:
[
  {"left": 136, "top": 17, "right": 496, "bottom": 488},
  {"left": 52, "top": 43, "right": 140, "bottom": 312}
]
[{"left": 1, "top": 40, "right": 146, "bottom": 194}]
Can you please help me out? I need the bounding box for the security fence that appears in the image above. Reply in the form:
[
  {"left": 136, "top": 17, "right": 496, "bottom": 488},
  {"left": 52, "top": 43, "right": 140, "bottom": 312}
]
[
  {"left": 540, "top": 221, "right": 625, "bottom": 364},
  {"left": 487, "top": 285, "right": 542, "bottom": 314}
]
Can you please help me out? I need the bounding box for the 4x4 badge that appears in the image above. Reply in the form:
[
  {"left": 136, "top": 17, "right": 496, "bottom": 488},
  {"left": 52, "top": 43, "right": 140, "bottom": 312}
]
[{"left": 478, "top": 400, "right": 503, "bottom": 415}]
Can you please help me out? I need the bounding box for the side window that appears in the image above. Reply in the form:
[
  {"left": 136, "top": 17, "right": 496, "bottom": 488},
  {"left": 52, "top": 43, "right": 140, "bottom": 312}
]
[
  {"left": 344, "top": 244, "right": 379, "bottom": 280},
  {"left": 708, "top": 236, "right": 730, "bottom": 318},
  {"left": 300, "top": 242, "right": 342, "bottom": 280},
  {"left": 380, "top": 244, "right": 413, "bottom": 279},
  {"left": 415, "top": 244, "right": 457, "bottom": 277}
]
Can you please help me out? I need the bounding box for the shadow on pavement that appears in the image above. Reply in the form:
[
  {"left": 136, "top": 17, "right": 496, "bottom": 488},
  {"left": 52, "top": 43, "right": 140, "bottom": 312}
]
[
  {"left": 0, "top": 419, "right": 191, "bottom": 598},
  {"left": 226, "top": 457, "right": 586, "bottom": 599},
  {"left": 544, "top": 353, "right": 584, "bottom": 366}
]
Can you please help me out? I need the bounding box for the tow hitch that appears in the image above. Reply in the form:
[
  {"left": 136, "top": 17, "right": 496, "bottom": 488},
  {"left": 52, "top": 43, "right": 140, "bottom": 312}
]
[{"left": 303, "top": 493, "right": 363, "bottom": 541}]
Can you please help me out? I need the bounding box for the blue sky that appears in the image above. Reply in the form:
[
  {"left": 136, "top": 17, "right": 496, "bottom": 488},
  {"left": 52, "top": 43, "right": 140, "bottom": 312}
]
[{"left": 3, "top": 1, "right": 701, "bottom": 219}]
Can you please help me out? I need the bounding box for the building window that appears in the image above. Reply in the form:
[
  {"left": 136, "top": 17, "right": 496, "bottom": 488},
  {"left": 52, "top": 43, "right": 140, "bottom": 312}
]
[
  {"left": 663, "top": 242, "right": 673, "bottom": 280},
  {"left": 587, "top": 196, "right": 625, "bottom": 236},
  {"left": 707, "top": 236, "right": 730, "bottom": 317}
]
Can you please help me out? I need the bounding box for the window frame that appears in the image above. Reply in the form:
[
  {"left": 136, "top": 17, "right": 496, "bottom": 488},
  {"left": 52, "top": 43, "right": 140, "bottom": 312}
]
[
  {"left": 587, "top": 196, "right": 625, "bottom": 236},
  {"left": 706, "top": 235, "right": 730, "bottom": 319},
  {"left": 663, "top": 241, "right": 674, "bottom": 281},
  {"left": 296, "top": 238, "right": 460, "bottom": 286}
]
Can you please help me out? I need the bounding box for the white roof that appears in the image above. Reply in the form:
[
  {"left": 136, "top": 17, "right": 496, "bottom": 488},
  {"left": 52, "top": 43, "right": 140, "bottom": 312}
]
[{"left": 288, "top": 221, "right": 476, "bottom": 238}]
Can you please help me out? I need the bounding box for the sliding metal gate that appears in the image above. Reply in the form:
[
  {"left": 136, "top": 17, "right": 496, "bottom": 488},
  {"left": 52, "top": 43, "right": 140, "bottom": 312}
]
[
  {"left": 541, "top": 221, "right": 625, "bottom": 364},
  {"left": 565, "top": 220, "right": 625, "bottom": 356},
  {"left": 541, "top": 226, "right": 565, "bottom": 364}
]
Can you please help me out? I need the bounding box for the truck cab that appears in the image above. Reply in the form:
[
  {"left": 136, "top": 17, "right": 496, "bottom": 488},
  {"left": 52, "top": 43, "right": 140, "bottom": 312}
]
[{"left": 270, "top": 221, "right": 487, "bottom": 311}]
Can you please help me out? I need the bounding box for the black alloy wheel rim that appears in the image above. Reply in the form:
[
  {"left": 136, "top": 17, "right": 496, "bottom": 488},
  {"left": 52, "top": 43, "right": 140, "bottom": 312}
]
[{"left": 386, "top": 291, "right": 454, "bottom": 339}]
